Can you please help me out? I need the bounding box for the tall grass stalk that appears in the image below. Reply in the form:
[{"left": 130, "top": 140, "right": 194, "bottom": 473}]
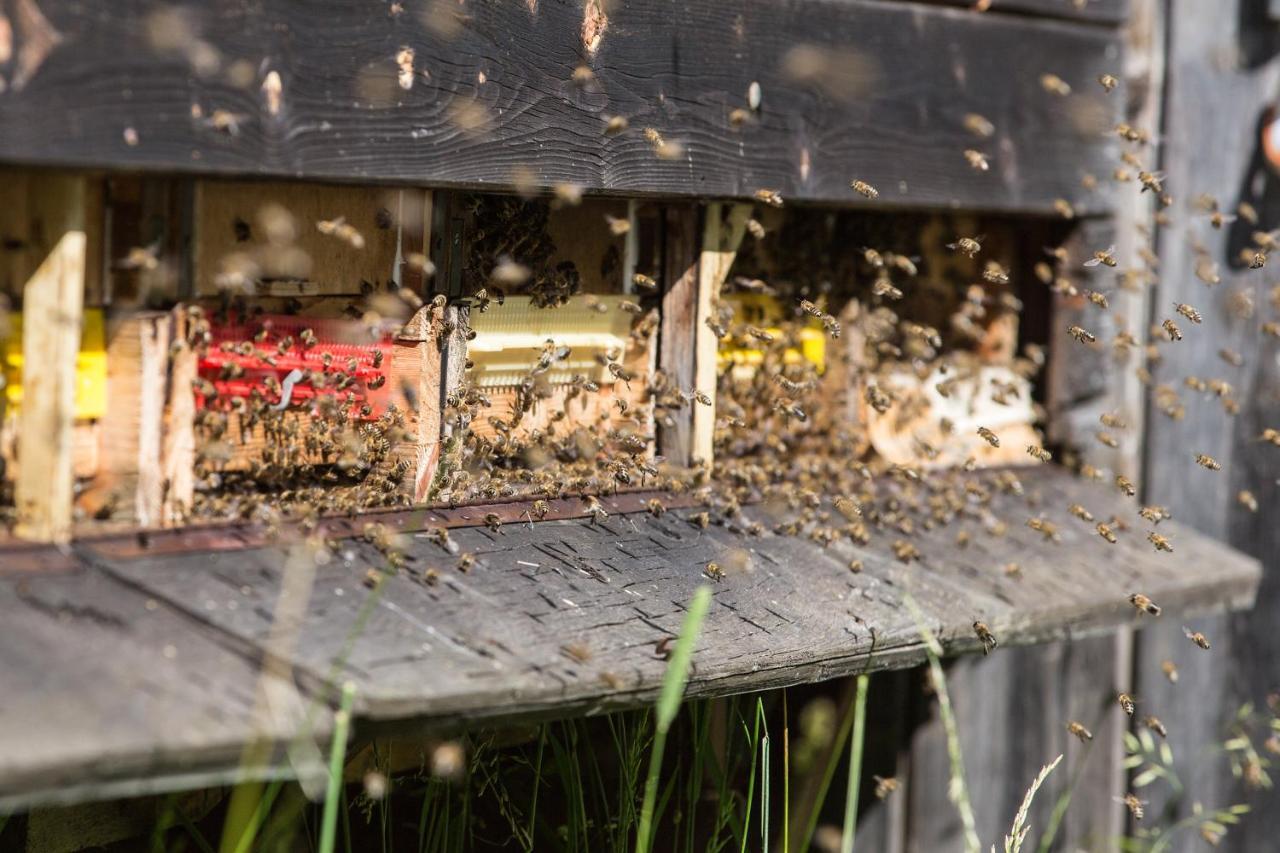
[
  {"left": 318, "top": 682, "right": 357, "bottom": 853},
  {"left": 1002, "top": 754, "right": 1062, "bottom": 853},
  {"left": 840, "top": 675, "right": 871, "bottom": 853},
  {"left": 761, "top": 730, "right": 771, "bottom": 852},
  {"left": 905, "top": 594, "right": 980, "bottom": 853},
  {"left": 739, "top": 698, "right": 766, "bottom": 853},
  {"left": 782, "top": 691, "right": 790, "bottom": 853},
  {"left": 635, "top": 585, "right": 713, "bottom": 853}
]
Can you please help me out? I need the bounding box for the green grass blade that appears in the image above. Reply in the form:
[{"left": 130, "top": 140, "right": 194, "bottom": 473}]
[
  {"left": 318, "top": 682, "right": 357, "bottom": 853},
  {"left": 841, "top": 675, "right": 870, "bottom": 853},
  {"left": 636, "top": 585, "right": 714, "bottom": 853},
  {"left": 739, "top": 698, "right": 765, "bottom": 853},
  {"left": 762, "top": 732, "right": 771, "bottom": 852}
]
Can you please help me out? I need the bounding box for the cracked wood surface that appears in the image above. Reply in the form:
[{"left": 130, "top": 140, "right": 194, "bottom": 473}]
[
  {"left": 0, "top": 0, "right": 1120, "bottom": 214},
  {"left": 0, "top": 465, "right": 1258, "bottom": 809}
]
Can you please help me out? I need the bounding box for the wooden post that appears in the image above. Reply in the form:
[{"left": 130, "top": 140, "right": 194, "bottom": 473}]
[
  {"left": 658, "top": 205, "right": 700, "bottom": 467},
  {"left": 161, "top": 308, "right": 196, "bottom": 527},
  {"left": 691, "top": 202, "right": 749, "bottom": 468},
  {"left": 15, "top": 174, "right": 88, "bottom": 543}
]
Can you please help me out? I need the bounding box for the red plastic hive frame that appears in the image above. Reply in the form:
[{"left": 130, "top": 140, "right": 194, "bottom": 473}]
[{"left": 196, "top": 315, "right": 398, "bottom": 418}]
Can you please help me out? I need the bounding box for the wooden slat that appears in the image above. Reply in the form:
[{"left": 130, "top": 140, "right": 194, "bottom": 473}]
[
  {"left": 693, "top": 203, "right": 749, "bottom": 465},
  {"left": 15, "top": 173, "right": 86, "bottom": 543},
  {"left": 1136, "top": 0, "right": 1280, "bottom": 846},
  {"left": 657, "top": 205, "right": 700, "bottom": 467},
  {"left": 0, "top": 1, "right": 1120, "bottom": 213},
  {"left": 920, "top": 0, "right": 1128, "bottom": 23}
]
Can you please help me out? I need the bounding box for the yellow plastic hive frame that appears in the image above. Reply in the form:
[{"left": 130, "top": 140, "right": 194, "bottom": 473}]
[
  {"left": 467, "top": 295, "right": 634, "bottom": 388},
  {"left": 2, "top": 308, "right": 108, "bottom": 420},
  {"left": 717, "top": 292, "right": 825, "bottom": 374}
]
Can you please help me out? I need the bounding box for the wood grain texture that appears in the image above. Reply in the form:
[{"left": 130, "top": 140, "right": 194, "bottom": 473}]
[
  {"left": 658, "top": 205, "right": 700, "bottom": 467},
  {"left": 15, "top": 173, "right": 85, "bottom": 543},
  {"left": 0, "top": 465, "right": 1258, "bottom": 809},
  {"left": 1135, "top": 0, "right": 1280, "bottom": 848},
  {"left": 919, "top": 0, "right": 1128, "bottom": 23},
  {"left": 693, "top": 203, "right": 749, "bottom": 465},
  {"left": 0, "top": 1, "right": 1120, "bottom": 213}
]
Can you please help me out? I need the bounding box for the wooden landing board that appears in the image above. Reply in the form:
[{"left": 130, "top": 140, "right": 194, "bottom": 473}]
[
  {"left": 0, "top": 0, "right": 1120, "bottom": 214},
  {"left": 0, "top": 466, "right": 1256, "bottom": 809},
  {"left": 924, "top": 0, "right": 1128, "bottom": 23}
]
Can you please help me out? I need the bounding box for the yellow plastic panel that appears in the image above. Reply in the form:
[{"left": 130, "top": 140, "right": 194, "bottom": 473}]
[
  {"left": 717, "top": 293, "right": 825, "bottom": 374},
  {"left": 467, "top": 295, "right": 634, "bottom": 388},
  {"left": 2, "top": 308, "right": 108, "bottom": 420}
]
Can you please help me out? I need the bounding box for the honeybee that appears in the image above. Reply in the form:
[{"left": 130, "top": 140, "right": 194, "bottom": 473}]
[
  {"left": 754, "top": 189, "right": 784, "bottom": 207},
  {"left": 1195, "top": 258, "right": 1221, "bottom": 285},
  {"left": 1068, "top": 504, "right": 1094, "bottom": 522},
  {"left": 562, "top": 642, "right": 592, "bottom": 663},
  {"left": 1161, "top": 659, "right": 1179, "bottom": 683},
  {"left": 973, "top": 621, "right": 998, "bottom": 655},
  {"left": 977, "top": 426, "right": 1000, "bottom": 447},
  {"left": 872, "top": 276, "right": 903, "bottom": 300},
  {"left": 892, "top": 539, "right": 920, "bottom": 563},
  {"left": 1138, "top": 505, "right": 1169, "bottom": 524},
  {"left": 964, "top": 149, "right": 990, "bottom": 171},
  {"left": 1068, "top": 325, "right": 1096, "bottom": 344},
  {"left": 1096, "top": 431, "right": 1119, "bottom": 448},
  {"left": 1086, "top": 290, "right": 1109, "bottom": 309},
  {"left": 1129, "top": 593, "right": 1162, "bottom": 616},
  {"left": 1173, "top": 302, "right": 1202, "bottom": 323},
  {"left": 947, "top": 236, "right": 983, "bottom": 257},
  {"left": 873, "top": 776, "right": 899, "bottom": 799},
  {"left": 1054, "top": 198, "right": 1076, "bottom": 219},
  {"left": 964, "top": 113, "right": 996, "bottom": 138},
  {"left": 1183, "top": 625, "right": 1210, "bottom": 649},
  {"left": 981, "top": 262, "right": 1010, "bottom": 285},
  {"left": 316, "top": 216, "right": 365, "bottom": 249},
  {"left": 1194, "top": 453, "right": 1221, "bottom": 470},
  {"left": 1162, "top": 319, "right": 1182, "bottom": 341},
  {"left": 604, "top": 115, "right": 629, "bottom": 135},
  {"left": 1040, "top": 73, "right": 1072, "bottom": 96},
  {"left": 1097, "top": 522, "right": 1118, "bottom": 544},
  {"left": 851, "top": 179, "right": 879, "bottom": 199},
  {"left": 1027, "top": 445, "right": 1052, "bottom": 462},
  {"left": 1119, "top": 793, "right": 1145, "bottom": 821},
  {"left": 1067, "top": 721, "right": 1093, "bottom": 742},
  {"left": 745, "top": 218, "right": 766, "bottom": 239},
  {"left": 1118, "top": 693, "right": 1136, "bottom": 716},
  {"left": 363, "top": 568, "right": 385, "bottom": 589},
  {"left": 1137, "top": 171, "right": 1165, "bottom": 194},
  {"left": 1084, "top": 245, "right": 1118, "bottom": 268},
  {"left": 1143, "top": 716, "right": 1167, "bottom": 738},
  {"left": 1116, "top": 475, "right": 1136, "bottom": 497},
  {"left": 1238, "top": 490, "right": 1259, "bottom": 512},
  {"left": 848, "top": 559, "right": 863, "bottom": 573},
  {"left": 1098, "top": 73, "right": 1119, "bottom": 92},
  {"left": 457, "top": 553, "right": 475, "bottom": 572},
  {"left": 704, "top": 561, "right": 724, "bottom": 581},
  {"left": 632, "top": 272, "right": 658, "bottom": 291},
  {"left": 1115, "top": 123, "right": 1150, "bottom": 144},
  {"left": 1027, "top": 516, "right": 1061, "bottom": 542}
]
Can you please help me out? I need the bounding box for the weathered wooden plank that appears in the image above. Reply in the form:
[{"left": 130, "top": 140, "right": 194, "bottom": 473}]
[
  {"left": 14, "top": 173, "right": 85, "bottom": 543},
  {"left": 920, "top": 0, "right": 1128, "bottom": 24},
  {"left": 90, "top": 466, "right": 1256, "bottom": 726},
  {"left": 693, "top": 203, "right": 749, "bottom": 466},
  {"left": 0, "top": 557, "right": 327, "bottom": 811},
  {"left": 657, "top": 205, "right": 699, "bottom": 467},
  {"left": 1136, "top": 0, "right": 1280, "bottom": 847},
  {"left": 0, "top": 1, "right": 1120, "bottom": 213}
]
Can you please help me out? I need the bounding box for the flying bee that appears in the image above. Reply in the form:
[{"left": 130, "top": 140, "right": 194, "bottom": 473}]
[
  {"left": 1143, "top": 716, "right": 1167, "bottom": 738},
  {"left": 973, "top": 621, "right": 998, "bottom": 654},
  {"left": 964, "top": 149, "right": 990, "bottom": 171},
  {"left": 632, "top": 273, "right": 658, "bottom": 291},
  {"left": 1067, "top": 721, "right": 1093, "bottom": 742},
  {"left": 1137, "top": 170, "right": 1165, "bottom": 194},
  {"left": 1138, "top": 505, "right": 1170, "bottom": 523},
  {"left": 694, "top": 390, "right": 712, "bottom": 406},
  {"left": 744, "top": 326, "right": 774, "bottom": 343},
  {"left": 1239, "top": 489, "right": 1259, "bottom": 512},
  {"left": 704, "top": 561, "right": 724, "bottom": 581},
  {"left": 851, "top": 179, "right": 879, "bottom": 199},
  {"left": 1040, "top": 73, "right": 1072, "bottom": 96},
  {"left": 947, "top": 235, "right": 983, "bottom": 257},
  {"left": 799, "top": 298, "right": 823, "bottom": 317},
  {"left": 1097, "top": 522, "right": 1118, "bottom": 544},
  {"left": 1069, "top": 503, "right": 1094, "bottom": 522},
  {"left": 619, "top": 300, "right": 644, "bottom": 315},
  {"left": 745, "top": 218, "right": 766, "bottom": 239},
  {"left": 1173, "top": 302, "right": 1202, "bottom": 323},
  {"left": 1194, "top": 453, "right": 1221, "bottom": 470},
  {"left": 872, "top": 276, "right": 903, "bottom": 300},
  {"left": 1119, "top": 794, "right": 1145, "bottom": 821},
  {"left": 1026, "top": 516, "right": 1060, "bottom": 542},
  {"left": 1100, "top": 412, "right": 1127, "bottom": 429},
  {"left": 1118, "top": 693, "right": 1136, "bottom": 716},
  {"left": 1096, "top": 431, "right": 1119, "bottom": 448},
  {"left": 754, "top": 188, "right": 784, "bottom": 207},
  {"left": 1115, "top": 123, "right": 1150, "bottom": 144},
  {"left": 1180, "top": 625, "right": 1211, "bottom": 650},
  {"left": 1162, "top": 318, "right": 1182, "bottom": 341},
  {"left": 1116, "top": 474, "right": 1136, "bottom": 497},
  {"left": 1086, "top": 290, "right": 1109, "bottom": 309},
  {"left": 873, "top": 776, "right": 899, "bottom": 800},
  {"left": 1161, "top": 659, "right": 1179, "bottom": 683},
  {"left": 964, "top": 112, "right": 996, "bottom": 138},
  {"left": 1068, "top": 324, "right": 1096, "bottom": 344},
  {"left": 1027, "top": 445, "right": 1052, "bottom": 462},
  {"left": 1054, "top": 198, "right": 1076, "bottom": 219},
  {"left": 977, "top": 426, "right": 1000, "bottom": 447},
  {"left": 982, "top": 262, "right": 1010, "bottom": 284},
  {"left": 1129, "top": 593, "right": 1161, "bottom": 616},
  {"left": 1208, "top": 210, "right": 1237, "bottom": 229},
  {"left": 1194, "top": 257, "right": 1221, "bottom": 285},
  {"left": 1084, "top": 244, "right": 1118, "bottom": 267},
  {"left": 1147, "top": 531, "right": 1174, "bottom": 553},
  {"left": 1249, "top": 251, "right": 1267, "bottom": 269},
  {"left": 1098, "top": 73, "right": 1119, "bottom": 92}
]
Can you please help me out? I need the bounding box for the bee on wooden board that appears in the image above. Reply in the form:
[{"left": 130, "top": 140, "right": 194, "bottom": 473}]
[{"left": 850, "top": 179, "right": 879, "bottom": 199}]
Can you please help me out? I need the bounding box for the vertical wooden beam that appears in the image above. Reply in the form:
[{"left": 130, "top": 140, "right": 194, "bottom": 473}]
[
  {"left": 15, "top": 174, "right": 87, "bottom": 543},
  {"left": 691, "top": 202, "right": 749, "bottom": 468},
  {"left": 658, "top": 205, "right": 700, "bottom": 467},
  {"left": 162, "top": 308, "right": 196, "bottom": 526}
]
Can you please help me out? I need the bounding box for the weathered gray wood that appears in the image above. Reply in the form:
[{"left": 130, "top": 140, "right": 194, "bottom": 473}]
[
  {"left": 1136, "top": 0, "right": 1280, "bottom": 848},
  {"left": 658, "top": 205, "right": 700, "bottom": 467},
  {"left": 0, "top": 0, "right": 1120, "bottom": 214},
  {"left": 921, "top": 0, "right": 1128, "bottom": 23},
  {"left": 0, "top": 559, "right": 327, "bottom": 811}
]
